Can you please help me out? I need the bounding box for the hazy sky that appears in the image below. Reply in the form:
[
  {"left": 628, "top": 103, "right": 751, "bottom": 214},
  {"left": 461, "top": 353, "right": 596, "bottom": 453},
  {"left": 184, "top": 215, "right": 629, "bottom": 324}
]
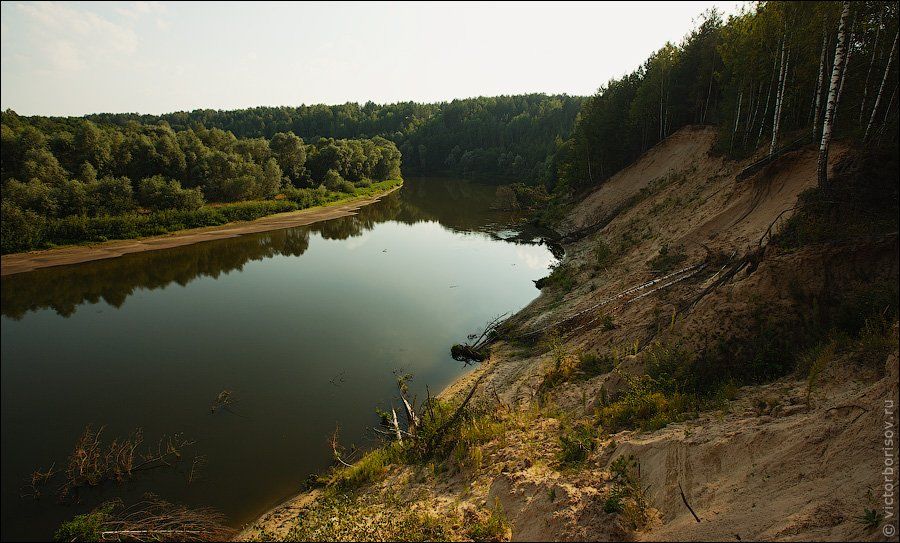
[{"left": 1, "top": 1, "right": 744, "bottom": 116}]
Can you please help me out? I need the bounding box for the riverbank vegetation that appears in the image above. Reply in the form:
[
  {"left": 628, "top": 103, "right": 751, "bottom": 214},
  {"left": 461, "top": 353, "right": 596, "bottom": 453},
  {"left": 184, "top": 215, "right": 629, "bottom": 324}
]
[
  {"left": 1, "top": 110, "right": 401, "bottom": 253},
  {"left": 81, "top": 95, "right": 583, "bottom": 186}
]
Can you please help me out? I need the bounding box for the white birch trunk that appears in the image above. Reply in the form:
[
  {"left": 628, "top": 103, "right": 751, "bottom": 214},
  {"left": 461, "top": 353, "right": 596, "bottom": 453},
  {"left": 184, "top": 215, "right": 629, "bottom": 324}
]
[
  {"left": 865, "top": 30, "right": 899, "bottom": 141},
  {"left": 859, "top": 17, "right": 882, "bottom": 124},
  {"left": 834, "top": 20, "right": 855, "bottom": 125},
  {"left": 818, "top": 1, "right": 851, "bottom": 185},
  {"left": 732, "top": 90, "right": 743, "bottom": 147},
  {"left": 746, "top": 82, "right": 762, "bottom": 147},
  {"left": 757, "top": 56, "right": 778, "bottom": 147},
  {"left": 770, "top": 35, "right": 788, "bottom": 157},
  {"left": 813, "top": 29, "right": 828, "bottom": 139}
]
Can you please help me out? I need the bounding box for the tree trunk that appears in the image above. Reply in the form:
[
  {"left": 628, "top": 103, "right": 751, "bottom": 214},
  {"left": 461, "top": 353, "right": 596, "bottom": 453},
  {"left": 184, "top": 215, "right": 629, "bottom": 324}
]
[
  {"left": 757, "top": 55, "right": 778, "bottom": 147},
  {"left": 770, "top": 34, "right": 788, "bottom": 157},
  {"left": 732, "top": 90, "right": 743, "bottom": 149},
  {"left": 880, "top": 83, "right": 898, "bottom": 135},
  {"left": 745, "top": 82, "right": 762, "bottom": 147},
  {"left": 818, "top": 1, "right": 851, "bottom": 185},
  {"left": 702, "top": 70, "right": 714, "bottom": 124},
  {"left": 813, "top": 29, "right": 828, "bottom": 139},
  {"left": 865, "top": 30, "right": 898, "bottom": 141},
  {"left": 859, "top": 15, "right": 881, "bottom": 124},
  {"left": 834, "top": 16, "right": 855, "bottom": 125}
]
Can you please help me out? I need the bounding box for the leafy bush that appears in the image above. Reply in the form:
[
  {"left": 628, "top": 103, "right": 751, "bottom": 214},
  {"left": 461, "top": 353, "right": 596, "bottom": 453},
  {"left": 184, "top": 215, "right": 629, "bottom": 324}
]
[
  {"left": 54, "top": 502, "right": 115, "bottom": 542},
  {"left": 1, "top": 201, "right": 46, "bottom": 253},
  {"left": 87, "top": 176, "right": 135, "bottom": 216},
  {"left": 558, "top": 422, "right": 598, "bottom": 465},
  {"left": 137, "top": 175, "right": 204, "bottom": 211},
  {"left": 336, "top": 179, "right": 357, "bottom": 193}
]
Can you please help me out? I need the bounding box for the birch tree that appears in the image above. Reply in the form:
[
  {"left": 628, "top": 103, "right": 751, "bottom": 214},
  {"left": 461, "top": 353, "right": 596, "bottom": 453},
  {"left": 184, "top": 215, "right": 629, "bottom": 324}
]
[
  {"left": 818, "top": 1, "right": 851, "bottom": 186},
  {"left": 770, "top": 33, "right": 788, "bottom": 156},
  {"left": 865, "top": 29, "right": 898, "bottom": 141},
  {"left": 813, "top": 29, "right": 829, "bottom": 139}
]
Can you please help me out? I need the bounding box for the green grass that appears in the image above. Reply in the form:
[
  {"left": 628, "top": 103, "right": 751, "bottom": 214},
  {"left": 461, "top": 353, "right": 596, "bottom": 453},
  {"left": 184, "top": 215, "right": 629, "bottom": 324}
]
[
  {"left": 557, "top": 422, "right": 599, "bottom": 466},
  {"left": 2, "top": 179, "right": 402, "bottom": 254},
  {"left": 284, "top": 493, "right": 452, "bottom": 542},
  {"left": 467, "top": 499, "right": 511, "bottom": 542},
  {"left": 54, "top": 503, "right": 115, "bottom": 542}
]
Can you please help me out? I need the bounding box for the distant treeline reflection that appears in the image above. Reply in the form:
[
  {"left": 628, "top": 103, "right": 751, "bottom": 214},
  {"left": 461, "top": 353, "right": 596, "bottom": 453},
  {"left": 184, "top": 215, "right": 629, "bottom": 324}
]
[{"left": 2, "top": 179, "right": 550, "bottom": 319}]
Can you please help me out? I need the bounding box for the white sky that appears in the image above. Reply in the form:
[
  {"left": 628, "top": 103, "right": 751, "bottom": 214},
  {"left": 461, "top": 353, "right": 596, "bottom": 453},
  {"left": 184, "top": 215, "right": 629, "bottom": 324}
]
[{"left": 1, "top": 1, "right": 745, "bottom": 116}]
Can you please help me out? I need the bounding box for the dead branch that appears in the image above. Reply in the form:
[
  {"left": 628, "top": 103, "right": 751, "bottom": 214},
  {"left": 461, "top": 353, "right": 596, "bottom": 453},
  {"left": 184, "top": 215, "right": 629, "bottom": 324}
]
[
  {"left": 20, "top": 463, "right": 57, "bottom": 499},
  {"left": 188, "top": 456, "right": 206, "bottom": 485},
  {"left": 678, "top": 481, "right": 702, "bottom": 523},
  {"left": 329, "top": 425, "right": 354, "bottom": 468},
  {"left": 425, "top": 370, "right": 489, "bottom": 455},
  {"left": 52, "top": 426, "right": 192, "bottom": 502},
  {"left": 452, "top": 313, "right": 508, "bottom": 364},
  {"left": 210, "top": 389, "right": 236, "bottom": 414},
  {"left": 391, "top": 406, "right": 403, "bottom": 444},
  {"left": 395, "top": 372, "right": 420, "bottom": 432},
  {"left": 93, "top": 495, "right": 234, "bottom": 542}
]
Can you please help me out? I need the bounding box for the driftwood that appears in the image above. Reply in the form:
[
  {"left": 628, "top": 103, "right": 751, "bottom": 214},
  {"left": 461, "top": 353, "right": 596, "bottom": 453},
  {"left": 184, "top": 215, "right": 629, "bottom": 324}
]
[
  {"left": 395, "top": 372, "right": 420, "bottom": 432},
  {"left": 451, "top": 313, "right": 507, "bottom": 364},
  {"left": 89, "top": 495, "right": 234, "bottom": 542},
  {"left": 391, "top": 407, "right": 403, "bottom": 444},
  {"left": 678, "top": 481, "right": 702, "bottom": 523}
]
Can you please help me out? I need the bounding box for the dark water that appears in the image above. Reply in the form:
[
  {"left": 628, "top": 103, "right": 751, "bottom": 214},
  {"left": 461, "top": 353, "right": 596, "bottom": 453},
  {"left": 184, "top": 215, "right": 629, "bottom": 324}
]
[{"left": 0, "top": 178, "right": 556, "bottom": 540}]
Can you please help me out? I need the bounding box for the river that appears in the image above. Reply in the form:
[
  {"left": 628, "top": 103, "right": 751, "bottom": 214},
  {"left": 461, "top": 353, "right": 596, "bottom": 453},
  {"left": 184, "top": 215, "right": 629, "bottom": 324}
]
[{"left": 0, "top": 177, "right": 557, "bottom": 540}]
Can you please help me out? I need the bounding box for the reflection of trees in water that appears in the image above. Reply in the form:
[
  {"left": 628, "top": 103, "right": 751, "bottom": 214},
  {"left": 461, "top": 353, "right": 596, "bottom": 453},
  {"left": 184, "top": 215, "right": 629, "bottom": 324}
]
[
  {"left": 2, "top": 179, "right": 545, "bottom": 319},
  {"left": 1, "top": 228, "right": 312, "bottom": 320}
]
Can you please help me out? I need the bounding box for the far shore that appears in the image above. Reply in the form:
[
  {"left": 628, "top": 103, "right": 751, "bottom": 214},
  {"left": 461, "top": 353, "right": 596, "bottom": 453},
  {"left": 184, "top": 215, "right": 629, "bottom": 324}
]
[{"left": 0, "top": 184, "right": 402, "bottom": 276}]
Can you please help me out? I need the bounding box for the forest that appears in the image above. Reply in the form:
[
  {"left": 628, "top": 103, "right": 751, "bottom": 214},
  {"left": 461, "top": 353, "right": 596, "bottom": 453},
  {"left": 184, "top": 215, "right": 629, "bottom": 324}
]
[
  {"left": 557, "top": 0, "right": 899, "bottom": 194},
  {"left": 83, "top": 94, "right": 584, "bottom": 184},
  {"left": 0, "top": 112, "right": 401, "bottom": 253}
]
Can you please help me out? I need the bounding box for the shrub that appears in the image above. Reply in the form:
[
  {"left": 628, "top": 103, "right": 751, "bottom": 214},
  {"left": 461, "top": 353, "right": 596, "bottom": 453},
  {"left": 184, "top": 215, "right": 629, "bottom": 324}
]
[
  {"left": 1, "top": 201, "right": 46, "bottom": 253},
  {"left": 336, "top": 179, "right": 357, "bottom": 193},
  {"left": 137, "top": 175, "right": 204, "bottom": 211},
  {"left": 323, "top": 169, "right": 345, "bottom": 191},
  {"left": 88, "top": 176, "right": 134, "bottom": 215},
  {"left": 467, "top": 499, "right": 510, "bottom": 542},
  {"left": 2, "top": 178, "right": 58, "bottom": 215},
  {"left": 54, "top": 502, "right": 115, "bottom": 542},
  {"left": 558, "top": 422, "right": 598, "bottom": 465},
  {"left": 595, "top": 240, "right": 614, "bottom": 270}
]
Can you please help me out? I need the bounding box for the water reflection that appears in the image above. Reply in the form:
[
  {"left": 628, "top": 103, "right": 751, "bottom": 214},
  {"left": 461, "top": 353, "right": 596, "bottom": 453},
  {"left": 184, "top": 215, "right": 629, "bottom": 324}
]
[{"left": 2, "top": 179, "right": 554, "bottom": 319}]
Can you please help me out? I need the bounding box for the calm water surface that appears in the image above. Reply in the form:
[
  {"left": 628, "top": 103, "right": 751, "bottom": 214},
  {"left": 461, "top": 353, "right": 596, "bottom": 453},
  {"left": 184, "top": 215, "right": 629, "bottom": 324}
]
[{"left": 0, "top": 178, "right": 557, "bottom": 540}]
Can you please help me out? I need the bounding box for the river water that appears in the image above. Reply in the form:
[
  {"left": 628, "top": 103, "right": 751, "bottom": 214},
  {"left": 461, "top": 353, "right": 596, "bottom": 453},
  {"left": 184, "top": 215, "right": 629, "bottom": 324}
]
[{"left": 0, "top": 178, "right": 557, "bottom": 540}]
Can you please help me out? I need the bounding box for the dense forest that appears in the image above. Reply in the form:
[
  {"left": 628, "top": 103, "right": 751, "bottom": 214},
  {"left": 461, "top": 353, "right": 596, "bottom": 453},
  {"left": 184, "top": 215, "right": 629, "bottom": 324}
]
[
  {"left": 83, "top": 94, "right": 584, "bottom": 184},
  {"left": 557, "top": 0, "right": 899, "bottom": 194},
  {"left": 0, "top": 111, "right": 401, "bottom": 252}
]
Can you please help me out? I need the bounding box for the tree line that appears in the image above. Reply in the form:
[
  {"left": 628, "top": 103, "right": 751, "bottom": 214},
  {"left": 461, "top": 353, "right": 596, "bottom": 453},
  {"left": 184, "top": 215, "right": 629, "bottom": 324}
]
[
  {"left": 83, "top": 94, "right": 584, "bottom": 185},
  {"left": 556, "top": 0, "right": 899, "bottom": 194},
  {"left": 0, "top": 111, "right": 402, "bottom": 252}
]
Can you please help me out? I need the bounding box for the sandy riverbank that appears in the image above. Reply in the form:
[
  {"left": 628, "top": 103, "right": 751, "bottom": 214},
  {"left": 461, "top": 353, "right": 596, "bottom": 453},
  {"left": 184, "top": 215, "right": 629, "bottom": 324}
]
[{"left": 0, "top": 185, "right": 402, "bottom": 276}]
